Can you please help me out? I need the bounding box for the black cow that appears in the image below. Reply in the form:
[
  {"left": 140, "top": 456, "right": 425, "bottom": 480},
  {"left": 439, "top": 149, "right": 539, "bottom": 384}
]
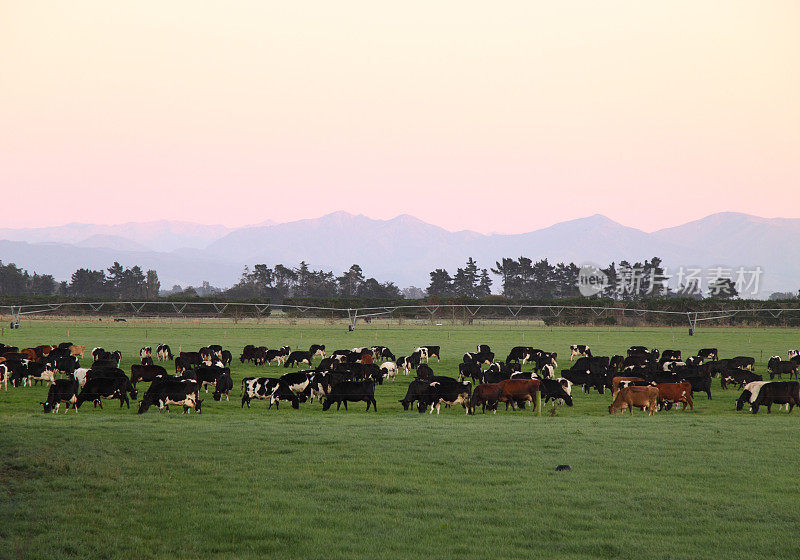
[
  {"left": 86, "top": 367, "right": 137, "bottom": 399},
  {"left": 76, "top": 377, "right": 130, "bottom": 409},
  {"left": 400, "top": 379, "right": 433, "bottom": 411},
  {"left": 416, "top": 364, "right": 434, "bottom": 379},
  {"left": 285, "top": 351, "right": 313, "bottom": 368},
  {"left": 721, "top": 368, "right": 761, "bottom": 390},
  {"left": 729, "top": 356, "right": 755, "bottom": 371},
  {"left": 220, "top": 350, "right": 232, "bottom": 367},
  {"left": 322, "top": 380, "right": 376, "bottom": 411},
  {"left": 697, "top": 348, "right": 718, "bottom": 361},
  {"left": 41, "top": 379, "right": 80, "bottom": 413},
  {"left": 130, "top": 364, "right": 168, "bottom": 388},
  {"left": 768, "top": 356, "right": 798, "bottom": 380},
  {"left": 463, "top": 351, "right": 494, "bottom": 365},
  {"left": 458, "top": 362, "right": 482, "bottom": 383},
  {"left": 194, "top": 365, "right": 230, "bottom": 393},
  {"left": 212, "top": 370, "right": 233, "bottom": 401},
  {"left": 661, "top": 350, "right": 682, "bottom": 361}
]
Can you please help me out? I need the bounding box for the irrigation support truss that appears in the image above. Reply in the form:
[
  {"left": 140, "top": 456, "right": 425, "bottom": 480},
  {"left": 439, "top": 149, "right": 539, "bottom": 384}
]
[{"left": 2, "top": 301, "right": 800, "bottom": 332}]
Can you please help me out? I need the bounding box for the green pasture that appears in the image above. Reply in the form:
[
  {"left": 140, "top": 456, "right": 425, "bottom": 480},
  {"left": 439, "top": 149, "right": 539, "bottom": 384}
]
[{"left": 1, "top": 320, "right": 799, "bottom": 559}]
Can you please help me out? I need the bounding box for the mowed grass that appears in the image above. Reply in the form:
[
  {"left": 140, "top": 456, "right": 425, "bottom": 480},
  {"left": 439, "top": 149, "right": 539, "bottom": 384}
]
[{"left": 2, "top": 320, "right": 800, "bottom": 559}]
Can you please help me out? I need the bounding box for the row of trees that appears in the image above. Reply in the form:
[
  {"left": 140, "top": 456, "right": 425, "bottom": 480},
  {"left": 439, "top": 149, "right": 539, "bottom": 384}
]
[
  {"left": 225, "top": 262, "right": 401, "bottom": 300},
  {"left": 0, "top": 261, "right": 160, "bottom": 299}
]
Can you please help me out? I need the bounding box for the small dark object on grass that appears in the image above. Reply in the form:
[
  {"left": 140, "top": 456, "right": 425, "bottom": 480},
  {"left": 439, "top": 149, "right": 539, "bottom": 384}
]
[{"left": 555, "top": 465, "right": 571, "bottom": 471}]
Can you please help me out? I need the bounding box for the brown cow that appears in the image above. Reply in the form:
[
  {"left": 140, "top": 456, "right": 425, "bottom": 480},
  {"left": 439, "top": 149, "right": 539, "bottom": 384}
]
[
  {"left": 611, "top": 376, "right": 646, "bottom": 397},
  {"left": 34, "top": 345, "right": 56, "bottom": 358},
  {"left": 469, "top": 383, "right": 502, "bottom": 414},
  {"left": 609, "top": 386, "right": 659, "bottom": 416},
  {"left": 20, "top": 348, "right": 39, "bottom": 361},
  {"left": 497, "top": 378, "right": 540, "bottom": 412},
  {"left": 656, "top": 382, "right": 693, "bottom": 411},
  {"left": 69, "top": 344, "right": 85, "bottom": 358}
]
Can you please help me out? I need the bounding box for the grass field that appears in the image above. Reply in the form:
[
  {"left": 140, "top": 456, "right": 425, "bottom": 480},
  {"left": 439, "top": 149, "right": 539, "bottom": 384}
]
[{"left": 2, "top": 320, "right": 800, "bottom": 559}]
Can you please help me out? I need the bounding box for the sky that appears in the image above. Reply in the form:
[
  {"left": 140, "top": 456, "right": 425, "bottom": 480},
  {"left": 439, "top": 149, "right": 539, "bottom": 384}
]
[{"left": 2, "top": 1, "right": 799, "bottom": 233}]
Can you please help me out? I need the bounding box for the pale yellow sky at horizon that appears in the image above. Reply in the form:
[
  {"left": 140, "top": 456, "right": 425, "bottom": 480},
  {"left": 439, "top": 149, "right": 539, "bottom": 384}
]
[{"left": 2, "top": 1, "right": 798, "bottom": 232}]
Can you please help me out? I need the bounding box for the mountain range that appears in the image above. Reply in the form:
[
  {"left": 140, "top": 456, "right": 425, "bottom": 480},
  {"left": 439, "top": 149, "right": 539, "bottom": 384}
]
[{"left": 0, "top": 212, "right": 795, "bottom": 297}]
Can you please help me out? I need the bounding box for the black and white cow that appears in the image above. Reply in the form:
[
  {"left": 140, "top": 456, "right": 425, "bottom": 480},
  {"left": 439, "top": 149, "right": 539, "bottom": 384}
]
[
  {"left": 417, "top": 379, "right": 472, "bottom": 414},
  {"left": 506, "top": 346, "right": 536, "bottom": 364},
  {"left": 463, "top": 351, "right": 494, "bottom": 365},
  {"left": 212, "top": 370, "right": 233, "bottom": 401},
  {"left": 309, "top": 344, "right": 326, "bottom": 359},
  {"left": 371, "top": 346, "right": 396, "bottom": 361},
  {"left": 737, "top": 381, "right": 800, "bottom": 414},
  {"left": 697, "top": 348, "right": 718, "bottom": 361},
  {"left": 241, "top": 377, "right": 299, "bottom": 409},
  {"left": 41, "top": 379, "right": 80, "bottom": 413},
  {"left": 789, "top": 350, "right": 800, "bottom": 359},
  {"left": 194, "top": 365, "right": 230, "bottom": 393},
  {"left": 138, "top": 378, "right": 202, "bottom": 414},
  {"left": 419, "top": 346, "right": 441, "bottom": 362},
  {"left": 280, "top": 370, "right": 312, "bottom": 398},
  {"left": 140, "top": 346, "right": 152, "bottom": 359},
  {"left": 569, "top": 345, "right": 591, "bottom": 360},
  {"left": 156, "top": 344, "right": 173, "bottom": 360},
  {"left": 539, "top": 378, "right": 573, "bottom": 406}
]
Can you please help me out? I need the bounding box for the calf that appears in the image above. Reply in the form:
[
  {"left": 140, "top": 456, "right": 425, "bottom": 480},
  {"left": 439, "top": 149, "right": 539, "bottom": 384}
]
[
  {"left": 608, "top": 386, "right": 659, "bottom": 416},
  {"left": 322, "top": 380, "right": 377, "bottom": 411},
  {"left": 41, "top": 379, "right": 80, "bottom": 413}
]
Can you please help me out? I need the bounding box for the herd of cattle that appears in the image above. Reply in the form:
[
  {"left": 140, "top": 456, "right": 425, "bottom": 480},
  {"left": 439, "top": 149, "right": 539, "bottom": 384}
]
[{"left": 1, "top": 340, "right": 800, "bottom": 417}]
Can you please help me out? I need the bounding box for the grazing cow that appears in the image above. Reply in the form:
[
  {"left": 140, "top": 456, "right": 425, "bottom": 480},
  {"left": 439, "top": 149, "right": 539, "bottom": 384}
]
[
  {"left": 69, "top": 344, "right": 85, "bottom": 358},
  {"left": 380, "top": 361, "right": 398, "bottom": 381},
  {"left": 396, "top": 355, "right": 419, "bottom": 375},
  {"left": 469, "top": 383, "right": 502, "bottom": 414},
  {"left": 267, "top": 346, "right": 291, "bottom": 366},
  {"left": 140, "top": 346, "right": 152, "bottom": 359},
  {"left": 416, "top": 363, "right": 434, "bottom": 379},
  {"left": 285, "top": 351, "right": 313, "bottom": 368},
  {"left": 178, "top": 351, "right": 203, "bottom": 369},
  {"left": 41, "top": 379, "right": 80, "bottom": 413},
  {"left": 371, "top": 346, "right": 396, "bottom": 361},
  {"left": 533, "top": 353, "right": 558, "bottom": 373},
  {"left": 417, "top": 379, "right": 472, "bottom": 414},
  {"left": 130, "top": 364, "right": 168, "bottom": 388},
  {"left": 739, "top": 381, "right": 800, "bottom": 414},
  {"left": 661, "top": 350, "right": 681, "bottom": 361},
  {"left": 506, "top": 346, "right": 538, "bottom": 364},
  {"left": 458, "top": 362, "right": 482, "bottom": 384},
  {"left": 697, "top": 348, "right": 719, "bottom": 361},
  {"left": 138, "top": 378, "right": 202, "bottom": 414},
  {"left": 735, "top": 381, "right": 770, "bottom": 412},
  {"left": 676, "top": 371, "right": 713, "bottom": 400},
  {"left": 539, "top": 378, "right": 573, "bottom": 406},
  {"left": 789, "top": 350, "right": 800, "bottom": 359},
  {"left": 86, "top": 367, "right": 136, "bottom": 399},
  {"left": 609, "top": 355, "right": 625, "bottom": 372},
  {"left": 280, "top": 370, "right": 312, "bottom": 397},
  {"left": 23, "top": 362, "right": 56, "bottom": 386},
  {"left": 729, "top": 356, "right": 755, "bottom": 371},
  {"left": 419, "top": 346, "right": 441, "bottom": 362},
  {"left": 0, "top": 363, "right": 8, "bottom": 391},
  {"left": 497, "top": 379, "right": 541, "bottom": 412},
  {"left": 45, "top": 355, "right": 80, "bottom": 376},
  {"left": 627, "top": 346, "right": 648, "bottom": 356},
  {"left": 241, "top": 377, "right": 300, "bottom": 409},
  {"left": 194, "top": 365, "right": 230, "bottom": 393},
  {"left": 463, "top": 351, "right": 494, "bottom": 365},
  {"left": 768, "top": 356, "right": 798, "bottom": 380},
  {"left": 322, "top": 380, "right": 377, "bottom": 411},
  {"left": 413, "top": 347, "right": 429, "bottom": 363},
  {"left": 156, "top": 344, "right": 174, "bottom": 360},
  {"left": 569, "top": 345, "right": 591, "bottom": 360},
  {"left": 399, "top": 379, "right": 434, "bottom": 411},
  {"left": 721, "top": 369, "right": 762, "bottom": 390},
  {"left": 212, "top": 370, "right": 233, "bottom": 401},
  {"left": 309, "top": 344, "right": 326, "bottom": 359},
  {"left": 655, "top": 382, "right": 693, "bottom": 411},
  {"left": 76, "top": 376, "right": 130, "bottom": 409},
  {"left": 608, "top": 386, "right": 659, "bottom": 416},
  {"left": 611, "top": 376, "right": 647, "bottom": 397}
]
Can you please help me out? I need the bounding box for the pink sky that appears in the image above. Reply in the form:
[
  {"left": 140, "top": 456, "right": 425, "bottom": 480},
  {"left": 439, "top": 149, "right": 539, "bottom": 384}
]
[{"left": 2, "top": 1, "right": 799, "bottom": 233}]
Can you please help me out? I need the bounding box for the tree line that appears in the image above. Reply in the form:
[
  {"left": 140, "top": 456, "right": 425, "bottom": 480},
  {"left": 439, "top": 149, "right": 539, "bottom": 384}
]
[{"left": 0, "top": 261, "right": 160, "bottom": 299}]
